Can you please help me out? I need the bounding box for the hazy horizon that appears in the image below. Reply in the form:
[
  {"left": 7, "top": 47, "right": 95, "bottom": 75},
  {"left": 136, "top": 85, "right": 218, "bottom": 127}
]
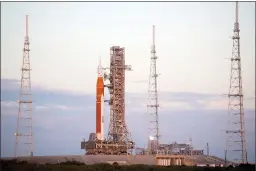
[{"left": 1, "top": 2, "right": 255, "bottom": 162}]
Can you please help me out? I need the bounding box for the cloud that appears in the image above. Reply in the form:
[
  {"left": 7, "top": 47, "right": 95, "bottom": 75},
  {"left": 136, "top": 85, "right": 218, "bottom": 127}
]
[
  {"left": 1, "top": 100, "right": 87, "bottom": 114},
  {"left": 160, "top": 101, "right": 194, "bottom": 111},
  {"left": 35, "top": 104, "right": 87, "bottom": 111},
  {"left": 197, "top": 99, "right": 228, "bottom": 110},
  {"left": 0, "top": 78, "right": 20, "bottom": 90},
  {"left": 1, "top": 100, "right": 18, "bottom": 108},
  {"left": 197, "top": 97, "right": 255, "bottom": 110},
  {"left": 2, "top": 78, "right": 254, "bottom": 111},
  {"left": 35, "top": 105, "right": 49, "bottom": 110},
  {"left": 1, "top": 101, "right": 18, "bottom": 116},
  {"left": 1, "top": 78, "right": 255, "bottom": 162},
  {"left": 52, "top": 104, "right": 87, "bottom": 111}
]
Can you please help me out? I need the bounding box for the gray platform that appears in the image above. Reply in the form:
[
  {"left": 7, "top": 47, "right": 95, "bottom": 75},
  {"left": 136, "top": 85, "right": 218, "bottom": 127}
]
[
  {"left": 1, "top": 155, "right": 226, "bottom": 166},
  {"left": 2, "top": 155, "right": 156, "bottom": 165}
]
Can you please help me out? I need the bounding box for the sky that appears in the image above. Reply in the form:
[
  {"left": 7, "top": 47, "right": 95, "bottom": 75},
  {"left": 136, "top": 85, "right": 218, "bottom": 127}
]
[{"left": 1, "top": 2, "right": 255, "bottom": 162}]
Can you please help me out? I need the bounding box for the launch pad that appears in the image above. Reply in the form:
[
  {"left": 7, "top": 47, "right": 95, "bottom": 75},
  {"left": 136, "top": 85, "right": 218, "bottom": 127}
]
[
  {"left": 81, "top": 46, "right": 134, "bottom": 155},
  {"left": 81, "top": 139, "right": 134, "bottom": 155}
]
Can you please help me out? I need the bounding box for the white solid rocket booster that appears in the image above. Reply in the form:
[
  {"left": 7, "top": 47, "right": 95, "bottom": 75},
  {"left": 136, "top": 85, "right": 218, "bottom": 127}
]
[{"left": 100, "top": 94, "right": 104, "bottom": 140}]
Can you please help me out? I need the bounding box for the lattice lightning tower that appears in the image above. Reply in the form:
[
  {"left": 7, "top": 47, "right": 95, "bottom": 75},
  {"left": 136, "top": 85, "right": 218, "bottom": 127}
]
[
  {"left": 14, "top": 15, "right": 33, "bottom": 157},
  {"left": 147, "top": 25, "right": 160, "bottom": 154},
  {"left": 107, "top": 46, "right": 132, "bottom": 143},
  {"left": 225, "top": 2, "right": 247, "bottom": 164}
]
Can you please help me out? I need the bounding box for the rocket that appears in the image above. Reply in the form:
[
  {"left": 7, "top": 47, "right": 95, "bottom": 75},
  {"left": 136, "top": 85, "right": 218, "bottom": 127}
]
[{"left": 96, "top": 58, "right": 104, "bottom": 141}]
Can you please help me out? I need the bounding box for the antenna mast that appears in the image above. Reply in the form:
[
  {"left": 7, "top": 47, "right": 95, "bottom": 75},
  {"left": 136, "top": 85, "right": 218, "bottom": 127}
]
[
  {"left": 14, "top": 15, "right": 33, "bottom": 157},
  {"left": 225, "top": 2, "right": 246, "bottom": 164},
  {"left": 147, "top": 25, "right": 160, "bottom": 154}
]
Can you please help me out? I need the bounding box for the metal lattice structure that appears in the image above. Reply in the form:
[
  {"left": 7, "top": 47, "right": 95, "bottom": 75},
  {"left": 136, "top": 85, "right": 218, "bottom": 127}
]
[
  {"left": 14, "top": 15, "right": 33, "bottom": 157},
  {"left": 147, "top": 25, "right": 160, "bottom": 154},
  {"left": 81, "top": 46, "right": 134, "bottom": 155},
  {"left": 107, "top": 46, "right": 132, "bottom": 142},
  {"left": 225, "top": 2, "right": 247, "bottom": 164}
]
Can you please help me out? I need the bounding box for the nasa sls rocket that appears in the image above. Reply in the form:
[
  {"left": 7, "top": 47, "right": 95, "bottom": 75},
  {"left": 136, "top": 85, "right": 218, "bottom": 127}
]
[{"left": 96, "top": 59, "right": 104, "bottom": 141}]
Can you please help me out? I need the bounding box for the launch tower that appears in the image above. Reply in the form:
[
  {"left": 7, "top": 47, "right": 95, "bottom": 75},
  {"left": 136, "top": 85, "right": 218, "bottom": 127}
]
[
  {"left": 81, "top": 46, "right": 134, "bottom": 155},
  {"left": 14, "top": 15, "right": 33, "bottom": 157},
  {"left": 225, "top": 2, "right": 247, "bottom": 164},
  {"left": 107, "top": 46, "right": 132, "bottom": 142}
]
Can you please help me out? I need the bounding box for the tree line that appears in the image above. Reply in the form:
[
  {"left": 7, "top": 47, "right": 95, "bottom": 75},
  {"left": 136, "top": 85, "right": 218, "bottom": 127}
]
[{"left": 1, "top": 159, "right": 255, "bottom": 171}]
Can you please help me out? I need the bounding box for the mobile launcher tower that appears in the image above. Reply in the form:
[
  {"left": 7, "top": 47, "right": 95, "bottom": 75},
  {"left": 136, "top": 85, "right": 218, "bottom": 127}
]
[{"left": 81, "top": 46, "right": 134, "bottom": 155}]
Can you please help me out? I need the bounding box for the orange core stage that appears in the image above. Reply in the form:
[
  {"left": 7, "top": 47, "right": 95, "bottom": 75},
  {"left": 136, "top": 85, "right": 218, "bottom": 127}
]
[{"left": 96, "top": 59, "right": 104, "bottom": 141}]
